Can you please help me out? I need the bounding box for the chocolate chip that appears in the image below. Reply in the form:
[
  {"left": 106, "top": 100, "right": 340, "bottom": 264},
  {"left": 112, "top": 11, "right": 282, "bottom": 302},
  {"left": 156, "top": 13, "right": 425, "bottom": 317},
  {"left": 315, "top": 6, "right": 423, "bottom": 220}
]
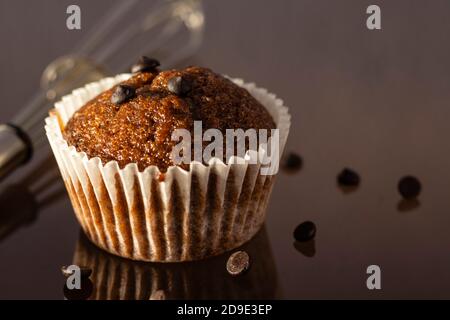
[
  {"left": 226, "top": 251, "right": 250, "bottom": 276},
  {"left": 111, "top": 85, "right": 135, "bottom": 104},
  {"left": 131, "top": 56, "right": 160, "bottom": 73},
  {"left": 293, "top": 221, "right": 316, "bottom": 242},
  {"left": 337, "top": 168, "right": 360, "bottom": 186},
  {"left": 63, "top": 278, "right": 93, "bottom": 300},
  {"left": 281, "top": 152, "right": 303, "bottom": 172},
  {"left": 61, "top": 265, "right": 92, "bottom": 278},
  {"left": 398, "top": 176, "right": 421, "bottom": 199},
  {"left": 167, "top": 76, "right": 191, "bottom": 96},
  {"left": 149, "top": 290, "right": 166, "bottom": 300}
]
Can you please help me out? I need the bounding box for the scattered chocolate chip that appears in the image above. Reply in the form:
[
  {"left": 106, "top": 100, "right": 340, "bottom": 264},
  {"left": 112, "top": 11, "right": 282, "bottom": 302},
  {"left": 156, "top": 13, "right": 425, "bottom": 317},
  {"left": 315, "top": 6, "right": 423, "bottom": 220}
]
[
  {"left": 149, "top": 290, "right": 166, "bottom": 300},
  {"left": 167, "top": 76, "right": 191, "bottom": 96},
  {"left": 337, "top": 168, "right": 360, "bottom": 186},
  {"left": 63, "top": 278, "right": 93, "bottom": 300},
  {"left": 131, "top": 56, "right": 160, "bottom": 73},
  {"left": 111, "top": 84, "right": 136, "bottom": 104},
  {"left": 398, "top": 176, "right": 421, "bottom": 199},
  {"left": 61, "top": 265, "right": 92, "bottom": 278},
  {"left": 281, "top": 152, "right": 303, "bottom": 172},
  {"left": 293, "top": 221, "right": 316, "bottom": 242},
  {"left": 226, "top": 251, "right": 250, "bottom": 276}
]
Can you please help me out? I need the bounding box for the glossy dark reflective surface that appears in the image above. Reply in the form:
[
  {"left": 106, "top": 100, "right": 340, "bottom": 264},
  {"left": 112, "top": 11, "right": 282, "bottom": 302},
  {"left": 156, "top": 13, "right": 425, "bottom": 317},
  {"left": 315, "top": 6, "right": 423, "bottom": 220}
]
[
  {"left": 72, "top": 228, "right": 278, "bottom": 300},
  {"left": 1, "top": 0, "right": 450, "bottom": 299}
]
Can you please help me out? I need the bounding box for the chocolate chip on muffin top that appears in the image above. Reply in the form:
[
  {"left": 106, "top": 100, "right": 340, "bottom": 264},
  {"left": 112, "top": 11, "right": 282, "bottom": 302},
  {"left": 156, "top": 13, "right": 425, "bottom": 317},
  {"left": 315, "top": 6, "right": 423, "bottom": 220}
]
[{"left": 63, "top": 61, "right": 275, "bottom": 172}]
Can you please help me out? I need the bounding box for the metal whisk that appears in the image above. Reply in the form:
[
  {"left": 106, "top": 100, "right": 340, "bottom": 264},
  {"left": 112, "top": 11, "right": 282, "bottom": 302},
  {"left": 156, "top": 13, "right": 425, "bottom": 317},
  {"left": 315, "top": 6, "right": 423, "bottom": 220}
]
[{"left": 0, "top": 0, "right": 204, "bottom": 181}]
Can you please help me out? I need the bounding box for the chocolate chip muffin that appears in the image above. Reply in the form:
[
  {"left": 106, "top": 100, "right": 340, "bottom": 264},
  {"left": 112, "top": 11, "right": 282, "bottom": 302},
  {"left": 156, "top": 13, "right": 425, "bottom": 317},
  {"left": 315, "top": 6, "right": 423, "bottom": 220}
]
[
  {"left": 46, "top": 57, "right": 290, "bottom": 262},
  {"left": 63, "top": 66, "right": 275, "bottom": 172}
]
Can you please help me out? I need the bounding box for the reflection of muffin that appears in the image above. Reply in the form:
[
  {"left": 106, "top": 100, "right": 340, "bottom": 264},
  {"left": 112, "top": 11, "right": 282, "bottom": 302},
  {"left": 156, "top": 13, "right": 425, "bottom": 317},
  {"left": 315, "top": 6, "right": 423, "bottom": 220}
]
[
  {"left": 46, "top": 63, "right": 290, "bottom": 262},
  {"left": 73, "top": 226, "right": 279, "bottom": 300}
]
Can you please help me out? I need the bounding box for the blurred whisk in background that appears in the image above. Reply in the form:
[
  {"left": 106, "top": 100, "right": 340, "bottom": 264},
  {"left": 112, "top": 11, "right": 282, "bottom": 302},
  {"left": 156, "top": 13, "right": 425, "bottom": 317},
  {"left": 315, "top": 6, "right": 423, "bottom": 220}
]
[
  {"left": 0, "top": 0, "right": 204, "bottom": 242},
  {"left": 0, "top": 0, "right": 204, "bottom": 182},
  {"left": 0, "top": 0, "right": 206, "bottom": 297}
]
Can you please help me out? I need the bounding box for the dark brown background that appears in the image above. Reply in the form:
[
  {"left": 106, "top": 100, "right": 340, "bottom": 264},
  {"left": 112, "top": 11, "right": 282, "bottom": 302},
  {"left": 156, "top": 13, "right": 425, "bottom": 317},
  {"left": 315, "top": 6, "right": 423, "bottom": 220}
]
[{"left": 1, "top": 0, "right": 450, "bottom": 299}]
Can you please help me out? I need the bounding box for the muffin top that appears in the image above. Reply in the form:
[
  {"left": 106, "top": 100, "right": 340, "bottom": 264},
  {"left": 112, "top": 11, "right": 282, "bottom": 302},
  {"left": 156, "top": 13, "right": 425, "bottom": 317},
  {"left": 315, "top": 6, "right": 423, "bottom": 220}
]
[{"left": 63, "top": 62, "right": 275, "bottom": 171}]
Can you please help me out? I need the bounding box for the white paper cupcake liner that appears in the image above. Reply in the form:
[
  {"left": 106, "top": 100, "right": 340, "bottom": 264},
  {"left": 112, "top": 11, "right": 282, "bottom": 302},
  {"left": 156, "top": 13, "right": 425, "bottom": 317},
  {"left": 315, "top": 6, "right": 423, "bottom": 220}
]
[{"left": 45, "top": 74, "right": 291, "bottom": 262}]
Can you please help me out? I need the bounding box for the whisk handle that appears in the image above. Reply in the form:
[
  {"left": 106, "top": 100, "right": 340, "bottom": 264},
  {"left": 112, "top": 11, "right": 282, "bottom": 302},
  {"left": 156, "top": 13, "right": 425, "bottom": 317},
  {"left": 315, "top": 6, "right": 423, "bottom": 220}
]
[{"left": 0, "top": 124, "right": 33, "bottom": 182}]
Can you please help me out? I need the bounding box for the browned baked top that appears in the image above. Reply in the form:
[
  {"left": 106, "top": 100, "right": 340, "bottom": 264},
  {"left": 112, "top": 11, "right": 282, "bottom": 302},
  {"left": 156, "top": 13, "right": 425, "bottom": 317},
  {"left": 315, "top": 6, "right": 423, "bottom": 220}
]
[{"left": 63, "top": 66, "right": 275, "bottom": 171}]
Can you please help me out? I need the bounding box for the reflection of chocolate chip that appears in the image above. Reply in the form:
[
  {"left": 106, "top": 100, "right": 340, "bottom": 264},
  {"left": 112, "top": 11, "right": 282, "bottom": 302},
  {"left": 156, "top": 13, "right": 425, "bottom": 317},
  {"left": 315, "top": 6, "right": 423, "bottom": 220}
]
[
  {"left": 398, "top": 176, "right": 421, "bottom": 199},
  {"left": 397, "top": 198, "right": 421, "bottom": 212},
  {"left": 281, "top": 152, "right": 303, "bottom": 172},
  {"left": 167, "top": 76, "right": 191, "bottom": 96},
  {"left": 293, "top": 221, "right": 316, "bottom": 242},
  {"left": 294, "top": 239, "right": 316, "bottom": 257},
  {"left": 131, "top": 56, "right": 160, "bottom": 73},
  {"left": 226, "top": 251, "right": 250, "bottom": 276},
  {"left": 149, "top": 290, "right": 166, "bottom": 300},
  {"left": 337, "top": 168, "right": 360, "bottom": 186},
  {"left": 111, "top": 85, "right": 136, "bottom": 104},
  {"left": 63, "top": 278, "right": 93, "bottom": 300},
  {"left": 61, "top": 265, "right": 92, "bottom": 278}
]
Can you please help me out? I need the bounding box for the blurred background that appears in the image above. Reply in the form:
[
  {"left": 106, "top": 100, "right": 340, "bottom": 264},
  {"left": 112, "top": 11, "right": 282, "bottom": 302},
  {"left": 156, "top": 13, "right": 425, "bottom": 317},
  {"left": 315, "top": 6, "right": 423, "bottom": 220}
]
[{"left": 1, "top": 0, "right": 450, "bottom": 299}]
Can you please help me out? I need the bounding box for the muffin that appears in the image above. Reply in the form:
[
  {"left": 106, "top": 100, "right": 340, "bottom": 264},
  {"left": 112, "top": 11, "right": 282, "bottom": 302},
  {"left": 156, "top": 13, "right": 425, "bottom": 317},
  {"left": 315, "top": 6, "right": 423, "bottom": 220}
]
[{"left": 46, "top": 58, "right": 290, "bottom": 262}]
